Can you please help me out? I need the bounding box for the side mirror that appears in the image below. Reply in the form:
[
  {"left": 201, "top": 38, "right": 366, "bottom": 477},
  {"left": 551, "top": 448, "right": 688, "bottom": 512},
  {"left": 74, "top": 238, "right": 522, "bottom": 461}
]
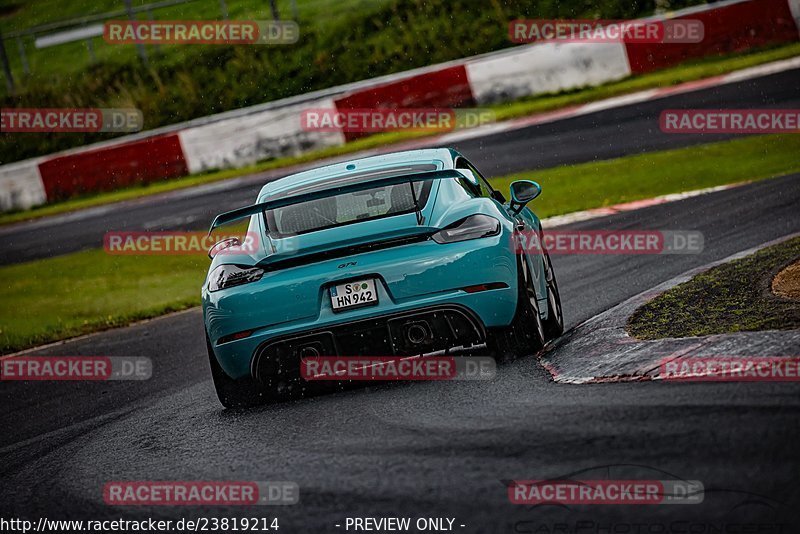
[
  {"left": 208, "top": 237, "right": 242, "bottom": 259},
  {"left": 509, "top": 180, "right": 541, "bottom": 214}
]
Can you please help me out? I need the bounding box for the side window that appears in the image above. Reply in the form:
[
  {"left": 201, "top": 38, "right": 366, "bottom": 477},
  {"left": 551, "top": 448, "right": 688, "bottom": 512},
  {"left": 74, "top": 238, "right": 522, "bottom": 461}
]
[
  {"left": 476, "top": 174, "right": 494, "bottom": 199},
  {"left": 454, "top": 177, "right": 479, "bottom": 198},
  {"left": 454, "top": 159, "right": 481, "bottom": 198},
  {"left": 457, "top": 158, "right": 495, "bottom": 199}
]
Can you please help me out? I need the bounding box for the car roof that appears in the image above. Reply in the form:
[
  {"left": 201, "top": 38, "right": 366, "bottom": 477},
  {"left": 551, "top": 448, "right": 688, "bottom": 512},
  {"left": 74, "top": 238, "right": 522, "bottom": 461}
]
[{"left": 257, "top": 148, "right": 459, "bottom": 201}]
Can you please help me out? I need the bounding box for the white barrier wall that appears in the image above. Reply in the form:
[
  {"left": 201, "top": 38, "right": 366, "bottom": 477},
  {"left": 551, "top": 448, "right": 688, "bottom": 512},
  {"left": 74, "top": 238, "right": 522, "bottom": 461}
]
[
  {"left": 178, "top": 98, "right": 346, "bottom": 174},
  {"left": 789, "top": 0, "right": 800, "bottom": 33},
  {"left": 465, "top": 42, "right": 631, "bottom": 105},
  {"left": 0, "top": 160, "right": 47, "bottom": 211}
]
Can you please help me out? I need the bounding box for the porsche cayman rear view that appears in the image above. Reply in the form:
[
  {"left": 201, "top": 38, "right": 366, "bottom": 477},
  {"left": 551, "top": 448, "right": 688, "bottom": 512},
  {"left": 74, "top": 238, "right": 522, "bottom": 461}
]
[{"left": 203, "top": 148, "right": 563, "bottom": 407}]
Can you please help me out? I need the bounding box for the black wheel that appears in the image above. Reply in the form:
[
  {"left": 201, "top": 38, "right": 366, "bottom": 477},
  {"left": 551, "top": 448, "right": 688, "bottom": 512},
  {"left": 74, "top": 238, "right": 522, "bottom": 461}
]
[
  {"left": 542, "top": 249, "right": 564, "bottom": 340},
  {"left": 487, "top": 258, "right": 545, "bottom": 359},
  {"left": 207, "top": 334, "right": 274, "bottom": 408}
]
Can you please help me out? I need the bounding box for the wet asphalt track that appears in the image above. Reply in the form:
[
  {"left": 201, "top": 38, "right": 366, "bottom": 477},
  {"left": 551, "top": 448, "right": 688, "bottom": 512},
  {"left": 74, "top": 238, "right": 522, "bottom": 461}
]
[{"left": 2, "top": 68, "right": 800, "bottom": 531}]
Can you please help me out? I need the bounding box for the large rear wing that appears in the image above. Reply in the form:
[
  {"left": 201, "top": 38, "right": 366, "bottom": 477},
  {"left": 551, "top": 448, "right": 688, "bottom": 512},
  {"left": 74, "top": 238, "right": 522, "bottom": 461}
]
[{"left": 207, "top": 169, "right": 464, "bottom": 234}]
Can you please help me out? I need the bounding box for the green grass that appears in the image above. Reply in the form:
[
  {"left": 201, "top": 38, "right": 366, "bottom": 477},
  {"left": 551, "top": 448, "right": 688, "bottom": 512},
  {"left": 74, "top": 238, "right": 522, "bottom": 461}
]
[
  {"left": 0, "top": 0, "right": 396, "bottom": 84},
  {"left": 627, "top": 238, "right": 800, "bottom": 339},
  {"left": 0, "top": 250, "right": 207, "bottom": 353},
  {"left": 2, "top": 42, "right": 798, "bottom": 228},
  {"left": 2, "top": 133, "right": 799, "bottom": 354},
  {"left": 489, "top": 134, "right": 800, "bottom": 218}
]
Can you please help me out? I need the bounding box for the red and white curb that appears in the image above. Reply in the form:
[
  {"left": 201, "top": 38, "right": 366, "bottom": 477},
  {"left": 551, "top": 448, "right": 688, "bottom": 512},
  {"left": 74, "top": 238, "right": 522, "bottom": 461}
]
[{"left": 539, "top": 232, "right": 800, "bottom": 384}]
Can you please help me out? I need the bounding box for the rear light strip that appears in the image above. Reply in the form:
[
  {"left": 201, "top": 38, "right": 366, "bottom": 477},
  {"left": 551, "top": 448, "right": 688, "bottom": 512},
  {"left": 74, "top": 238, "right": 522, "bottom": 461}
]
[
  {"left": 217, "top": 329, "right": 255, "bottom": 345},
  {"left": 461, "top": 282, "right": 508, "bottom": 293}
]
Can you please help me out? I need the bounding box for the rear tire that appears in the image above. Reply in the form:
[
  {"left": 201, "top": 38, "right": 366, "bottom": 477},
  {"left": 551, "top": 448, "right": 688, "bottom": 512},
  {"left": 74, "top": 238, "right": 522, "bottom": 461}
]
[
  {"left": 487, "top": 258, "right": 545, "bottom": 360},
  {"left": 542, "top": 249, "right": 564, "bottom": 341},
  {"left": 207, "top": 335, "right": 274, "bottom": 409}
]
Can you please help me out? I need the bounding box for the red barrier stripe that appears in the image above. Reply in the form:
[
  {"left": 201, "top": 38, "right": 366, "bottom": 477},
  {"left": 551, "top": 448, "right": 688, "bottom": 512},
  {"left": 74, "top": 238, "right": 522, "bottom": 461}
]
[
  {"left": 333, "top": 65, "right": 475, "bottom": 141},
  {"left": 38, "top": 133, "right": 188, "bottom": 201},
  {"left": 625, "top": 0, "right": 800, "bottom": 74}
]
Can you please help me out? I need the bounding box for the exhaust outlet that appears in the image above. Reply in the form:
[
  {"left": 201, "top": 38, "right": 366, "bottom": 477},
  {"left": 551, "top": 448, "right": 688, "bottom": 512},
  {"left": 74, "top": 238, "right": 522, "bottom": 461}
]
[
  {"left": 299, "top": 345, "right": 320, "bottom": 358},
  {"left": 406, "top": 322, "right": 431, "bottom": 345}
]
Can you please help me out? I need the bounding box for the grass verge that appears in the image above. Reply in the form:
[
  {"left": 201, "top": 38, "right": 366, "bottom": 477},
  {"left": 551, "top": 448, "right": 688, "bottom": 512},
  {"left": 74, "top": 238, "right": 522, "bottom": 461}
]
[
  {"left": 491, "top": 134, "right": 800, "bottom": 217},
  {"left": 1, "top": 42, "right": 798, "bottom": 227},
  {"left": 627, "top": 237, "right": 800, "bottom": 339},
  {"left": 2, "top": 133, "right": 799, "bottom": 354},
  {"left": 0, "top": 250, "right": 206, "bottom": 354}
]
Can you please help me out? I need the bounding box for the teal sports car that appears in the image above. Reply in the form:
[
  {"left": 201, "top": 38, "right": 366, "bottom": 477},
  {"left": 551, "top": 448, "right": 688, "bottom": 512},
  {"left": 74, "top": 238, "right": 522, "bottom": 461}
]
[{"left": 203, "top": 148, "right": 563, "bottom": 407}]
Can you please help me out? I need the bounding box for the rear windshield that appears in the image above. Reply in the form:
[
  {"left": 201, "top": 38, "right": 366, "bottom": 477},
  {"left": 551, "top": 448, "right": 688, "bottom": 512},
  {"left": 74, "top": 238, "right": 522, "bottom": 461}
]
[{"left": 265, "top": 166, "right": 436, "bottom": 237}]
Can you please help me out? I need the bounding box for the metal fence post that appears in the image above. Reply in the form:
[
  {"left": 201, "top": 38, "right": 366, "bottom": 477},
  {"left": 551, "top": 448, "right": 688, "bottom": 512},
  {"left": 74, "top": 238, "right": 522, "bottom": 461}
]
[
  {"left": 123, "top": 0, "right": 148, "bottom": 66},
  {"left": 219, "top": 0, "right": 229, "bottom": 20},
  {"left": 268, "top": 0, "right": 280, "bottom": 21},
  {"left": 16, "top": 35, "right": 29, "bottom": 75},
  {"left": 146, "top": 8, "right": 160, "bottom": 53},
  {"left": 0, "top": 29, "right": 14, "bottom": 94},
  {"left": 86, "top": 38, "right": 97, "bottom": 62}
]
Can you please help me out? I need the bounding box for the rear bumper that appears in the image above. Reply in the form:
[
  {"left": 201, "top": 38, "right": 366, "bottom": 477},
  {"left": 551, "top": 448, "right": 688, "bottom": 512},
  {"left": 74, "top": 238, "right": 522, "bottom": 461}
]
[
  {"left": 251, "top": 304, "right": 484, "bottom": 384},
  {"left": 203, "top": 233, "right": 518, "bottom": 379}
]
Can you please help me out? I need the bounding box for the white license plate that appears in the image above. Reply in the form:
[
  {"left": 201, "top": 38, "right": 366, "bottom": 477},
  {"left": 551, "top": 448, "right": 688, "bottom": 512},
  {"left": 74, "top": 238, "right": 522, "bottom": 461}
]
[{"left": 330, "top": 279, "right": 378, "bottom": 311}]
